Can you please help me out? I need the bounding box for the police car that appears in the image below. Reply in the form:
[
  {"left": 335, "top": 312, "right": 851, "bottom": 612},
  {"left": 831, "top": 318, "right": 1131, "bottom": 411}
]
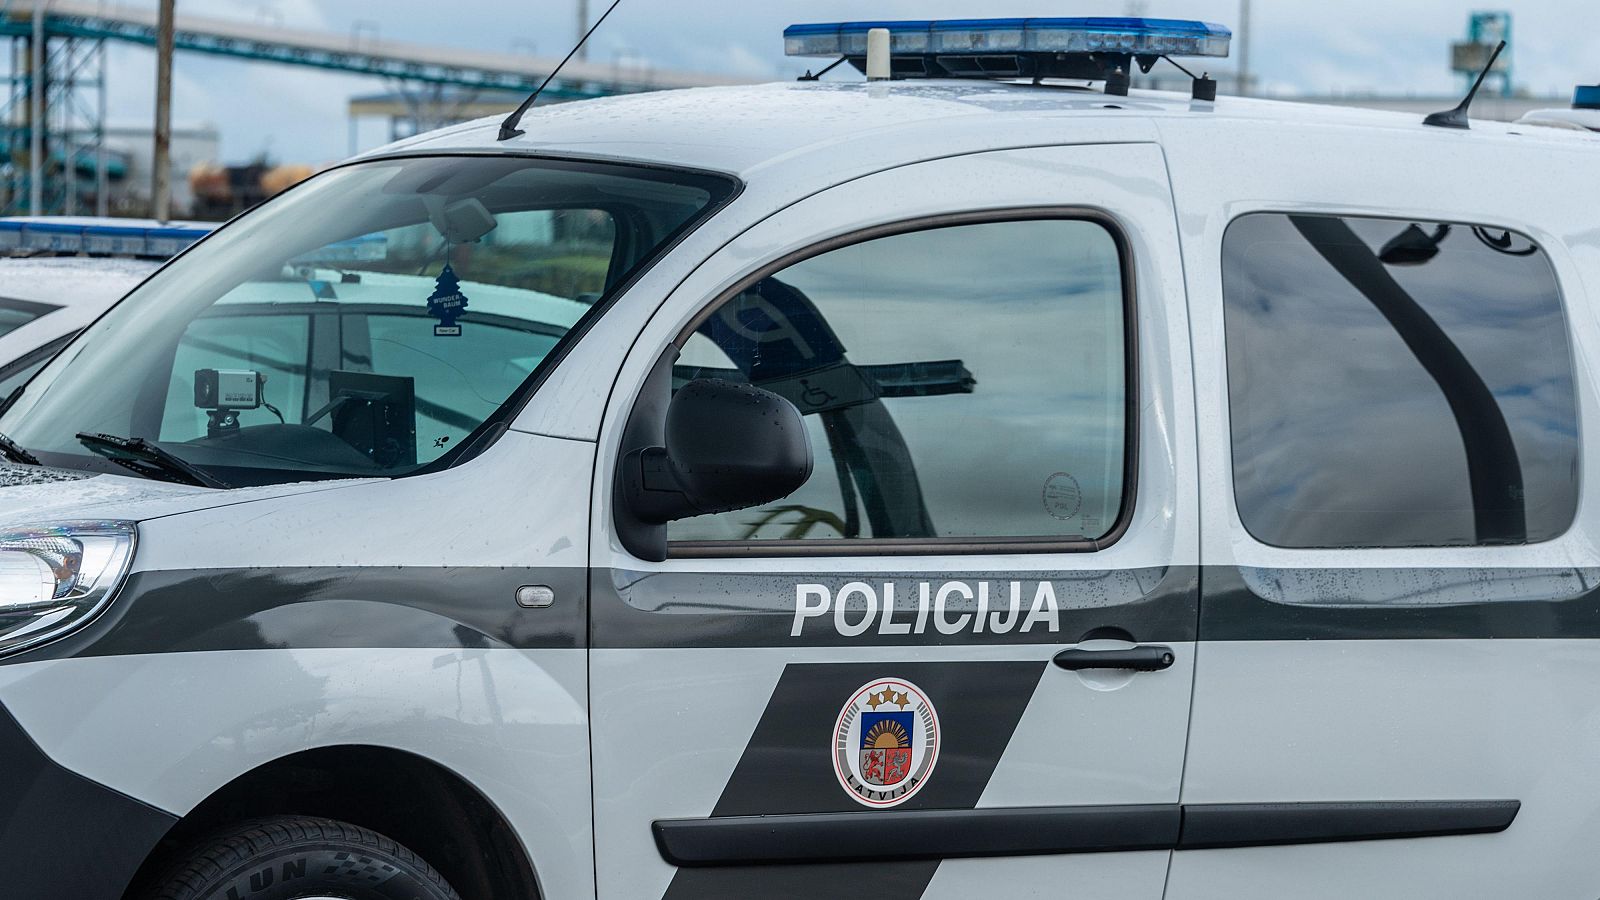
[
  {"left": 0, "top": 217, "right": 213, "bottom": 405},
  {"left": 0, "top": 16, "right": 1598, "bottom": 900}
]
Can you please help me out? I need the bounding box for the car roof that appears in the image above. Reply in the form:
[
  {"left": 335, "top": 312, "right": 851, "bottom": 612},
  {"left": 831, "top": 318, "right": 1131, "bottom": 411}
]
[
  {"left": 365, "top": 79, "right": 1600, "bottom": 178},
  {"left": 0, "top": 256, "right": 161, "bottom": 308}
]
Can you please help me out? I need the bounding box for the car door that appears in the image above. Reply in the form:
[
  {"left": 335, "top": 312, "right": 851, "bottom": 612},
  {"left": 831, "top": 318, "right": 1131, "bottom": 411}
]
[
  {"left": 588, "top": 144, "right": 1199, "bottom": 899},
  {"left": 1170, "top": 159, "right": 1600, "bottom": 893}
]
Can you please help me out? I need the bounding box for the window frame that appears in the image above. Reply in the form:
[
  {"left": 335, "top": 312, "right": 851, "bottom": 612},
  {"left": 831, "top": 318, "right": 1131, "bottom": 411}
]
[
  {"left": 1218, "top": 209, "right": 1582, "bottom": 551},
  {"left": 657, "top": 208, "right": 1142, "bottom": 559}
]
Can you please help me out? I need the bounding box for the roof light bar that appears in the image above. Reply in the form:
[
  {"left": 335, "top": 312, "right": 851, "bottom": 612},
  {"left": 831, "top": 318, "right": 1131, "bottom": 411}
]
[
  {"left": 1575, "top": 85, "right": 1600, "bottom": 110},
  {"left": 0, "top": 217, "right": 213, "bottom": 258},
  {"left": 786, "top": 17, "right": 1232, "bottom": 67},
  {"left": 291, "top": 234, "right": 389, "bottom": 266}
]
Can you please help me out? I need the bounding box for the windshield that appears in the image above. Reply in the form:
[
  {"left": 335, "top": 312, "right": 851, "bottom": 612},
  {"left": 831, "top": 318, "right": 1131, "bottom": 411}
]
[{"left": 0, "top": 156, "right": 733, "bottom": 487}]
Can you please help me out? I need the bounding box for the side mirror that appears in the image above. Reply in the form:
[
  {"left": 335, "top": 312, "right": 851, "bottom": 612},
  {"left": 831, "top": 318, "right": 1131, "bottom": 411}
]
[{"left": 623, "top": 379, "right": 813, "bottom": 527}]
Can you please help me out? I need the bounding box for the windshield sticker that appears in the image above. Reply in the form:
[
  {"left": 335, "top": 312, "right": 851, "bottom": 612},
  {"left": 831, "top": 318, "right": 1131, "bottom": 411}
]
[
  {"left": 426, "top": 260, "right": 469, "bottom": 337},
  {"left": 834, "top": 678, "right": 939, "bottom": 808},
  {"left": 793, "top": 581, "right": 1060, "bottom": 639}
]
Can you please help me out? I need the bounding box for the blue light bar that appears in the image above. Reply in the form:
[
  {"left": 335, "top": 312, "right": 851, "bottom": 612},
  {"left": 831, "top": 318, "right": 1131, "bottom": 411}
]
[
  {"left": 0, "top": 217, "right": 213, "bottom": 258},
  {"left": 19, "top": 220, "right": 87, "bottom": 254},
  {"left": 785, "top": 17, "right": 1232, "bottom": 61},
  {"left": 785, "top": 20, "right": 935, "bottom": 56},
  {"left": 84, "top": 224, "right": 152, "bottom": 256},
  {"left": 932, "top": 19, "right": 1030, "bottom": 54},
  {"left": 1576, "top": 85, "right": 1600, "bottom": 110},
  {"left": 291, "top": 233, "right": 389, "bottom": 266}
]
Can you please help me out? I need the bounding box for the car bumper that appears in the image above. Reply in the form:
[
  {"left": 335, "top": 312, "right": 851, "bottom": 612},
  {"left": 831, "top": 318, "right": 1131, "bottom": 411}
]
[{"left": 0, "top": 699, "right": 176, "bottom": 898}]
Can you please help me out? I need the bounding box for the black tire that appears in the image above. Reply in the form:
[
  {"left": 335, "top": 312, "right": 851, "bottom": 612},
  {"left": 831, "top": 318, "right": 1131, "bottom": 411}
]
[{"left": 145, "top": 815, "right": 461, "bottom": 900}]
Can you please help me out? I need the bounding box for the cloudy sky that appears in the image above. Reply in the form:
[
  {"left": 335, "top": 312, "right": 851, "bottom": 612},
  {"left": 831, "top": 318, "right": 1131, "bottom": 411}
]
[{"left": 87, "top": 0, "right": 1600, "bottom": 162}]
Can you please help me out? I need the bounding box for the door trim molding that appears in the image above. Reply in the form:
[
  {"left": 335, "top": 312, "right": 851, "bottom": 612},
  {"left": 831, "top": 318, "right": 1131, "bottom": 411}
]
[
  {"left": 654, "top": 800, "right": 1520, "bottom": 867},
  {"left": 1179, "top": 800, "right": 1521, "bottom": 850}
]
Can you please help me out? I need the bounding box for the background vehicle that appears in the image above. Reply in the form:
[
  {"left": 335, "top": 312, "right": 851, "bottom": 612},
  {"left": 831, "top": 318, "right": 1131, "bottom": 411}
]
[{"left": 0, "top": 217, "right": 212, "bottom": 404}]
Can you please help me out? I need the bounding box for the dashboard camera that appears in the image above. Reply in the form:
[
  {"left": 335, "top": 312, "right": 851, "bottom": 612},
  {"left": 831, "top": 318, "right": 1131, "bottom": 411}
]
[{"left": 194, "top": 368, "right": 264, "bottom": 437}]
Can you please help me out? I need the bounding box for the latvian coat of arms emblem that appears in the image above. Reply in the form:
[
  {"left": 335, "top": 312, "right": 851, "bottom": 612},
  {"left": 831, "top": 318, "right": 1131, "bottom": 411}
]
[{"left": 832, "top": 678, "right": 940, "bottom": 807}]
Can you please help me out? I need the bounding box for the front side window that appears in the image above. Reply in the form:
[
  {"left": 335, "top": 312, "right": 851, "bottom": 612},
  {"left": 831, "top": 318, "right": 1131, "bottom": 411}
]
[
  {"left": 0, "top": 157, "right": 734, "bottom": 486},
  {"left": 1223, "top": 213, "right": 1579, "bottom": 548},
  {"left": 669, "top": 217, "right": 1132, "bottom": 546}
]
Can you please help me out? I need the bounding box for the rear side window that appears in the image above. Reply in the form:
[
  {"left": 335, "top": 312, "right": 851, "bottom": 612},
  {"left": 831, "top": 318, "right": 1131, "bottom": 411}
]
[
  {"left": 670, "top": 217, "right": 1132, "bottom": 547},
  {"left": 1223, "top": 213, "right": 1578, "bottom": 548}
]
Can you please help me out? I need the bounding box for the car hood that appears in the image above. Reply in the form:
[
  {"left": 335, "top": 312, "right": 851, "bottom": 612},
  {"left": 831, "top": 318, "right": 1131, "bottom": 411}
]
[{"left": 0, "top": 462, "right": 376, "bottom": 526}]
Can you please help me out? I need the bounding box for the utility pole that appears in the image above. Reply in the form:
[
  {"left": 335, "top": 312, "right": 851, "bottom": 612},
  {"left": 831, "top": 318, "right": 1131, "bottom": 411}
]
[
  {"left": 96, "top": 44, "right": 107, "bottom": 216},
  {"left": 153, "top": 0, "right": 175, "bottom": 221},
  {"left": 28, "top": 1, "right": 43, "bottom": 214},
  {"left": 575, "top": 0, "right": 589, "bottom": 61},
  {"left": 1237, "top": 0, "right": 1252, "bottom": 97}
]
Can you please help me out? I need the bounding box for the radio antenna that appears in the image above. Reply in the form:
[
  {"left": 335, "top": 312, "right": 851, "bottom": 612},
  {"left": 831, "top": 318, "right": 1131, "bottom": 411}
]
[
  {"left": 499, "top": 0, "right": 624, "bottom": 141},
  {"left": 1424, "top": 40, "right": 1506, "bottom": 130}
]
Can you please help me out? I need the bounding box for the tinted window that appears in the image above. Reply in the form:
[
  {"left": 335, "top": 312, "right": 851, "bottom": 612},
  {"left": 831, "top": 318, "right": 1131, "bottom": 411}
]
[
  {"left": 670, "top": 218, "right": 1131, "bottom": 545},
  {"left": 1223, "top": 213, "right": 1578, "bottom": 548},
  {"left": 0, "top": 298, "right": 56, "bottom": 338}
]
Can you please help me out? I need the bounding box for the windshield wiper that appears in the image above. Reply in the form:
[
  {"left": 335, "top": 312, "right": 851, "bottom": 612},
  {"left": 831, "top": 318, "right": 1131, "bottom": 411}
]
[
  {"left": 0, "top": 432, "right": 40, "bottom": 466},
  {"left": 75, "top": 433, "right": 231, "bottom": 489}
]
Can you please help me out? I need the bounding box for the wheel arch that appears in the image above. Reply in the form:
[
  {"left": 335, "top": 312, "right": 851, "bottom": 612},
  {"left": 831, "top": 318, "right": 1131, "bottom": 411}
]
[{"left": 123, "top": 744, "right": 542, "bottom": 900}]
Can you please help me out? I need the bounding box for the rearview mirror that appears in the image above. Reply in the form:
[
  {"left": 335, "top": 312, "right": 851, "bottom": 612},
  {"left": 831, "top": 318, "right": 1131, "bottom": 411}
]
[{"left": 623, "top": 379, "right": 813, "bottom": 527}]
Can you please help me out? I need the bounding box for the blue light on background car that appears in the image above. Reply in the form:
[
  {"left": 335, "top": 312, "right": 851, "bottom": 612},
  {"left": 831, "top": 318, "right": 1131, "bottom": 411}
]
[
  {"left": 785, "top": 17, "right": 1232, "bottom": 61},
  {"left": 0, "top": 217, "right": 212, "bottom": 258},
  {"left": 291, "top": 233, "right": 389, "bottom": 265},
  {"left": 1575, "top": 85, "right": 1600, "bottom": 110}
]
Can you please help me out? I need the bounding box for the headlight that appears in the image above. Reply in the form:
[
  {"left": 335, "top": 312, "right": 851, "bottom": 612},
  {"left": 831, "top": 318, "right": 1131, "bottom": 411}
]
[{"left": 0, "top": 522, "right": 135, "bottom": 657}]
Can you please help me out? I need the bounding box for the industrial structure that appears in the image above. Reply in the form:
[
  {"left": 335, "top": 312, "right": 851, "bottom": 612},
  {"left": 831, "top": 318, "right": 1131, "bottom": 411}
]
[
  {"left": 0, "top": 3, "right": 1564, "bottom": 219},
  {"left": 1453, "top": 11, "right": 1514, "bottom": 98},
  {"left": 1131, "top": 11, "right": 1558, "bottom": 131},
  {"left": 0, "top": 0, "right": 741, "bottom": 217}
]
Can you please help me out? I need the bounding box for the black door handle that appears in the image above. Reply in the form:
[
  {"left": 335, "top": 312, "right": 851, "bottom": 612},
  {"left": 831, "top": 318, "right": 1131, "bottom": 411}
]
[{"left": 1053, "top": 645, "right": 1176, "bottom": 672}]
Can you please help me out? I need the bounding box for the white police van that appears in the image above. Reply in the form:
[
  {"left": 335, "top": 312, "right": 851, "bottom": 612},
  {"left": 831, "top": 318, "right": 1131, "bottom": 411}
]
[{"left": 0, "top": 16, "right": 1597, "bottom": 900}]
